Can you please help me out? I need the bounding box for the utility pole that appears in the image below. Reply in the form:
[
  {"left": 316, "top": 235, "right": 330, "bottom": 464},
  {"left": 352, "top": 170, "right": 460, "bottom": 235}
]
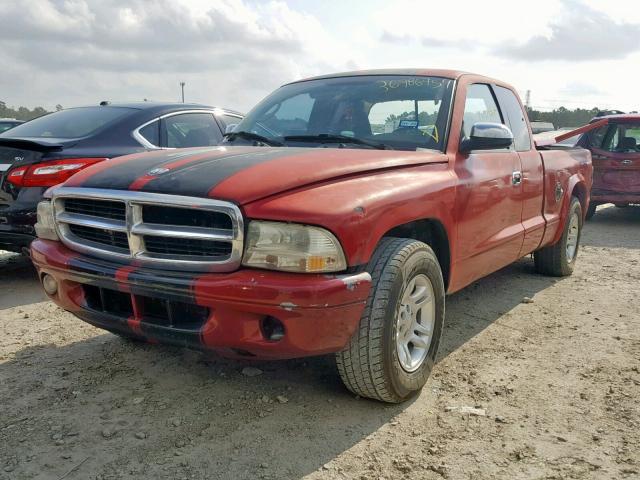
[
  {"left": 180, "top": 82, "right": 185, "bottom": 103},
  {"left": 525, "top": 90, "right": 531, "bottom": 109}
]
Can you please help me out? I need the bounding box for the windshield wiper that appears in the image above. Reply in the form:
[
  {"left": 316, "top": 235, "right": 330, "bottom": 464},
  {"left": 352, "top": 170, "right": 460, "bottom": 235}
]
[
  {"left": 283, "top": 134, "right": 393, "bottom": 150},
  {"left": 223, "top": 131, "right": 283, "bottom": 147}
]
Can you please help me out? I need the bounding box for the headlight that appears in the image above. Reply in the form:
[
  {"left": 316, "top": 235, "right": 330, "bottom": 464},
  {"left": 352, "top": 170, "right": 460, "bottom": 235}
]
[
  {"left": 34, "top": 200, "right": 59, "bottom": 241},
  {"left": 242, "top": 221, "right": 347, "bottom": 273}
]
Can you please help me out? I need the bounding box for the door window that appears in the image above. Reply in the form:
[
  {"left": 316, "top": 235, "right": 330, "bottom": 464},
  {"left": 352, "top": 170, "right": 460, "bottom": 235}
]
[
  {"left": 594, "top": 123, "right": 640, "bottom": 152},
  {"left": 495, "top": 86, "right": 531, "bottom": 151},
  {"left": 462, "top": 84, "right": 502, "bottom": 140},
  {"left": 162, "top": 113, "right": 222, "bottom": 148}
]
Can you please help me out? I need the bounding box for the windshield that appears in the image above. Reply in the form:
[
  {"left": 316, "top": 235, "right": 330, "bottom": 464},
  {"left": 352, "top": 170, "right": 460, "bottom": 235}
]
[
  {"left": 1, "top": 106, "right": 135, "bottom": 139},
  {"left": 230, "top": 75, "right": 454, "bottom": 151}
]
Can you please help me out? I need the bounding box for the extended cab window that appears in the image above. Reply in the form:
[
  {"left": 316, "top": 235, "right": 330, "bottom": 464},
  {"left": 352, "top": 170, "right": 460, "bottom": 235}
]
[
  {"left": 592, "top": 123, "right": 640, "bottom": 152},
  {"left": 495, "top": 86, "right": 531, "bottom": 151},
  {"left": 162, "top": 113, "right": 222, "bottom": 148},
  {"left": 462, "top": 84, "right": 502, "bottom": 141}
]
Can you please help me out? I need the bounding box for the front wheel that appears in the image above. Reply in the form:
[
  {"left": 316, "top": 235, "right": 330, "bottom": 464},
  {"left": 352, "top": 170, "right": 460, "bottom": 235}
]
[
  {"left": 335, "top": 238, "right": 445, "bottom": 403},
  {"left": 585, "top": 202, "right": 597, "bottom": 220},
  {"left": 534, "top": 196, "right": 583, "bottom": 277}
]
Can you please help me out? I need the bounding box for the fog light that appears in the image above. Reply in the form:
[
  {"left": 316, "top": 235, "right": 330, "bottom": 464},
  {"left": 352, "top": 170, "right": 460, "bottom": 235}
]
[
  {"left": 42, "top": 274, "right": 58, "bottom": 296},
  {"left": 261, "top": 316, "right": 285, "bottom": 342}
]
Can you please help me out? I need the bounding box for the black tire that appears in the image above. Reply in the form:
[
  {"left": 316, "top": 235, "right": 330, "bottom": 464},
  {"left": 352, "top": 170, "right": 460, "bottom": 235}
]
[
  {"left": 585, "top": 202, "right": 597, "bottom": 220},
  {"left": 534, "top": 197, "right": 582, "bottom": 277},
  {"left": 335, "top": 238, "right": 445, "bottom": 403}
]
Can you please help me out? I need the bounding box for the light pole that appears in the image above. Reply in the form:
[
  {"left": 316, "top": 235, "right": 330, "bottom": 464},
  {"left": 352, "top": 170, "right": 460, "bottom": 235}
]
[{"left": 180, "top": 82, "right": 185, "bottom": 103}]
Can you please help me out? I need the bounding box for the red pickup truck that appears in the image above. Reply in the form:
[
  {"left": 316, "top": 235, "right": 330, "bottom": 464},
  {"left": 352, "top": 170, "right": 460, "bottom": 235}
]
[{"left": 31, "top": 70, "right": 592, "bottom": 403}]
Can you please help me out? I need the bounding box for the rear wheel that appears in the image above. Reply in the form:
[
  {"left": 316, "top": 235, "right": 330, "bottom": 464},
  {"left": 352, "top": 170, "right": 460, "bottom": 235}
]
[
  {"left": 335, "top": 238, "right": 445, "bottom": 403},
  {"left": 534, "top": 197, "right": 582, "bottom": 277}
]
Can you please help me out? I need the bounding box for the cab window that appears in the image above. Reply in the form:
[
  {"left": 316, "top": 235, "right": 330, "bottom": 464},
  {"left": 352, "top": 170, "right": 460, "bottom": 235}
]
[
  {"left": 461, "top": 84, "right": 502, "bottom": 140},
  {"left": 495, "top": 86, "right": 531, "bottom": 151}
]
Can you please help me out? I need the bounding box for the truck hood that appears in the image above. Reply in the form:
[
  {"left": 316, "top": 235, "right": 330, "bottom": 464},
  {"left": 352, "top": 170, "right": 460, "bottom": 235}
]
[{"left": 65, "top": 145, "right": 448, "bottom": 205}]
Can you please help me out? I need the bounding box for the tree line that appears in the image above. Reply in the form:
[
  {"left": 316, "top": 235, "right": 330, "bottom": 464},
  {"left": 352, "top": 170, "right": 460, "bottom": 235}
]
[
  {"left": 0, "top": 101, "right": 62, "bottom": 121},
  {"left": 525, "top": 106, "right": 621, "bottom": 128}
]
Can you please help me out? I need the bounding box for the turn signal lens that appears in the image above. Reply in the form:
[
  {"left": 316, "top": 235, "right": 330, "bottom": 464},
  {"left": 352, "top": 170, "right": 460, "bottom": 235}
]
[{"left": 6, "top": 158, "right": 107, "bottom": 187}]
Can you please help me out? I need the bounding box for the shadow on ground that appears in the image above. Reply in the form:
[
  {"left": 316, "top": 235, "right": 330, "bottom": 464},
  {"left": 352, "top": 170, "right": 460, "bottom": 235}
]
[
  {"left": 2, "top": 209, "right": 636, "bottom": 479},
  {"left": 1, "top": 255, "right": 562, "bottom": 480},
  {"left": 581, "top": 204, "right": 640, "bottom": 249},
  {"left": 0, "top": 252, "right": 46, "bottom": 310}
]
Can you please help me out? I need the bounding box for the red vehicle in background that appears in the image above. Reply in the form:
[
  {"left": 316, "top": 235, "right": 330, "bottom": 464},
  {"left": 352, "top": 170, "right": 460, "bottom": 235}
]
[{"left": 577, "top": 114, "right": 640, "bottom": 219}]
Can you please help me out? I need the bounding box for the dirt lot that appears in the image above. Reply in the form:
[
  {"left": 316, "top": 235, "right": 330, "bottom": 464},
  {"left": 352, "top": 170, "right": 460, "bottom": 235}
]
[{"left": 1, "top": 204, "right": 638, "bottom": 480}]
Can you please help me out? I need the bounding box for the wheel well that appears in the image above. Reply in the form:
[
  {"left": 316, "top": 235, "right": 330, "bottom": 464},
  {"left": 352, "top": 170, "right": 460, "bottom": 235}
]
[
  {"left": 383, "top": 219, "right": 451, "bottom": 288},
  {"left": 571, "top": 182, "right": 588, "bottom": 213}
]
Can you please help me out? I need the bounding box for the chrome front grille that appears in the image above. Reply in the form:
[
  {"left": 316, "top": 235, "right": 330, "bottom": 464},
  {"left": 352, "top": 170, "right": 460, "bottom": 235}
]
[{"left": 52, "top": 187, "right": 244, "bottom": 272}]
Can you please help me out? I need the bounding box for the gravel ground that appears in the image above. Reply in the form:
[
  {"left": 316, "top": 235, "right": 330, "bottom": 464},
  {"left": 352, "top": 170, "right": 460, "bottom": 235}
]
[{"left": 1, "top": 204, "right": 638, "bottom": 480}]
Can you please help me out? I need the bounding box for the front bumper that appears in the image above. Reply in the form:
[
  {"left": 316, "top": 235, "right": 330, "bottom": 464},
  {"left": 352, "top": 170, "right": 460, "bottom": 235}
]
[{"left": 30, "top": 239, "right": 371, "bottom": 359}]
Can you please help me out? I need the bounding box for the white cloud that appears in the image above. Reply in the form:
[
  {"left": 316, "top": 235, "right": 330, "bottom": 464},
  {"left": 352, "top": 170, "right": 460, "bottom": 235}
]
[{"left": 1, "top": 0, "right": 639, "bottom": 113}]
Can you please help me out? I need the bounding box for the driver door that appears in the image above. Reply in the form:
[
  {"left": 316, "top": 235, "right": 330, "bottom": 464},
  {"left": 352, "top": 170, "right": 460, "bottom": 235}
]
[{"left": 453, "top": 83, "right": 524, "bottom": 285}]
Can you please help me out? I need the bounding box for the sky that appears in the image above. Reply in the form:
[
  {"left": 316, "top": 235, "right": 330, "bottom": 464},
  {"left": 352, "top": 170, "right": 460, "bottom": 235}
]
[{"left": 1, "top": 0, "right": 639, "bottom": 114}]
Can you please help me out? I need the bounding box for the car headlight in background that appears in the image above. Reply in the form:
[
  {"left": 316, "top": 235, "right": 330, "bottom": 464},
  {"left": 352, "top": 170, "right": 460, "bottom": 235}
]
[
  {"left": 34, "top": 200, "right": 59, "bottom": 241},
  {"left": 242, "top": 221, "right": 347, "bottom": 273}
]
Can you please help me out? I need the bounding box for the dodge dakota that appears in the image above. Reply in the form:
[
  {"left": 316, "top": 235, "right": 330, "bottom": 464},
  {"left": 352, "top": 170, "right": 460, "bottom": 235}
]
[{"left": 31, "top": 70, "right": 592, "bottom": 403}]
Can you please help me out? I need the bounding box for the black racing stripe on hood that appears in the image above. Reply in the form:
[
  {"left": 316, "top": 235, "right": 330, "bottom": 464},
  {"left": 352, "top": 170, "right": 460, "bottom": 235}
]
[
  {"left": 137, "top": 148, "right": 309, "bottom": 197},
  {"left": 75, "top": 149, "right": 215, "bottom": 189}
]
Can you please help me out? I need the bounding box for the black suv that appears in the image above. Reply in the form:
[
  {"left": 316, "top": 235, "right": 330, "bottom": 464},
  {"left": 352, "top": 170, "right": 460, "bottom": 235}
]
[{"left": 0, "top": 103, "right": 243, "bottom": 253}]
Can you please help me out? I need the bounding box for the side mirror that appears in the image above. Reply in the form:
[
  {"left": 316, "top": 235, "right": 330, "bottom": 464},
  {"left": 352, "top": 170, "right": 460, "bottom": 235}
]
[
  {"left": 225, "top": 123, "right": 238, "bottom": 134},
  {"left": 460, "top": 122, "right": 513, "bottom": 152}
]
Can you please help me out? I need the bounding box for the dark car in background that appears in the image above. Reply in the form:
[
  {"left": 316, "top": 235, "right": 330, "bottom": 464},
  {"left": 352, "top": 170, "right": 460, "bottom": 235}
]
[
  {"left": 577, "top": 114, "right": 640, "bottom": 219},
  {"left": 0, "top": 102, "right": 243, "bottom": 253},
  {"left": 0, "top": 118, "right": 24, "bottom": 133}
]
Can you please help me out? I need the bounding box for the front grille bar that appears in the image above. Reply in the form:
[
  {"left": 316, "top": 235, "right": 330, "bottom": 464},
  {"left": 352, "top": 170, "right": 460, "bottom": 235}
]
[{"left": 51, "top": 187, "right": 244, "bottom": 272}]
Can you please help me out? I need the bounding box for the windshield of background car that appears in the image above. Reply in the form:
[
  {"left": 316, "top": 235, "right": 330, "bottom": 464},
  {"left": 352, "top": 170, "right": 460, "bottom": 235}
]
[
  {"left": 590, "top": 122, "right": 640, "bottom": 153},
  {"left": 1, "top": 107, "right": 135, "bottom": 139},
  {"left": 235, "top": 75, "right": 455, "bottom": 151}
]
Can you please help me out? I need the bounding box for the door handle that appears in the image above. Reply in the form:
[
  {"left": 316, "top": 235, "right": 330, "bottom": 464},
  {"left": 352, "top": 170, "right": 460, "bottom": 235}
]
[{"left": 512, "top": 171, "right": 522, "bottom": 186}]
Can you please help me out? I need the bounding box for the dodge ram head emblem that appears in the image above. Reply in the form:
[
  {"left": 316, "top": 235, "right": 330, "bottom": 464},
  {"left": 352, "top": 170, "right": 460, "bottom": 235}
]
[{"left": 147, "top": 167, "right": 170, "bottom": 176}]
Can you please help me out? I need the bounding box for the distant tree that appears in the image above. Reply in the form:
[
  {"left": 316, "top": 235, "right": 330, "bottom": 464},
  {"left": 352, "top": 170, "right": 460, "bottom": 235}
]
[
  {"left": 55, "top": 104, "right": 63, "bottom": 111},
  {"left": 0, "top": 102, "right": 51, "bottom": 120}
]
